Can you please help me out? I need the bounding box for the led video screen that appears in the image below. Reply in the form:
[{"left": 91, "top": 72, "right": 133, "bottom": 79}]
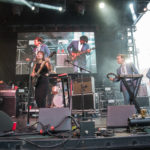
[{"left": 16, "top": 32, "right": 97, "bottom": 74}]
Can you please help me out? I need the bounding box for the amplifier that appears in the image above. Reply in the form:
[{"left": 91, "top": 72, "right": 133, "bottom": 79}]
[
  {"left": 56, "top": 54, "right": 72, "bottom": 66},
  {"left": 72, "top": 93, "right": 95, "bottom": 110},
  {"left": 73, "top": 77, "right": 95, "bottom": 94},
  {"left": 0, "top": 90, "right": 16, "bottom": 117}
]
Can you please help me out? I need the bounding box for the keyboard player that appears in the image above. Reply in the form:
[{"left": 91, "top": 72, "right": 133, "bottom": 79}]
[{"left": 109, "top": 54, "right": 139, "bottom": 105}]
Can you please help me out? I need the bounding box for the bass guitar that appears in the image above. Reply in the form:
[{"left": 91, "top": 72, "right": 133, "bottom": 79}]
[
  {"left": 70, "top": 47, "right": 95, "bottom": 61},
  {"left": 32, "top": 51, "right": 56, "bottom": 87}
]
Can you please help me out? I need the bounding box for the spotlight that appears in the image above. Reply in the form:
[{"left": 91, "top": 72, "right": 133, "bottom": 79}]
[
  {"left": 147, "top": 2, "right": 150, "bottom": 10},
  {"left": 99, "top": 2, "right": 105, "bottom": 9},
  {"left": 129, "top": 3, "right": 134, "bottom": 14},
  {"left": 58, "top": 7, "right": 63, "bottom": 12},
  {"left": 129, "top": 3, "right": 137, "bottom": 21},
  {"left": 20, "top": 0, "right": 35, "bottom": 10},
  {"left": 31, "top": 6, "right": 35, "bottom": 11}
]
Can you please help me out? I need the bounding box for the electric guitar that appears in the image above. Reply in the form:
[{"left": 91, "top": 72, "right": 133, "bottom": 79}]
[
  {"left": 32, "top": 51, "right": 56, "bottom": 87},
  {"left": 70, "top": 47, "right": 95, "bottom": 61}
]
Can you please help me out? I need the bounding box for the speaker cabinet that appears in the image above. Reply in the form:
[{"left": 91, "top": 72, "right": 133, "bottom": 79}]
[
  {"left": 107, "top": 105, "right": 136, "bottom": 128},
  {"left": 0, "top": 90, "right": 16, "bottom": 117},
  {"left": 0, "top": 111, "right": 13, "bottom": 132},
  {"left": 37, "top": 108, "right": 71, "bottom": 132},
  {"left": 72, "top": 94, "right": 94, "bottom": 110},
  {"left": 56, "top": 54, "right": 71, "bottom": 66},
  {"left": 73, "top": 77, "right": 95, "bottom": 94}
]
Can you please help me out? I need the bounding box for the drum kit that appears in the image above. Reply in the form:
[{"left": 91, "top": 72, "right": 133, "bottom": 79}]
[
  {"left": 50, "top": 76, "right": 69, "bottom": 108},
  {"left": 51, "top": 81, "right": 64, "bottom": 108}
]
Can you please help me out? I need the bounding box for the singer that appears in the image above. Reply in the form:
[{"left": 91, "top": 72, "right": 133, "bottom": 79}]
[
  {"left": 109, "top": 54, "right": 139, "bottom": 104},
  {"left": 33, "top": 37, "right": 50, "bottom": 61}
]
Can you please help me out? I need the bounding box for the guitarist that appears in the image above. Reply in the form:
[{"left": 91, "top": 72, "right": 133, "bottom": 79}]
[
  {"left": 34, "top": 37, "right": 50, "bottom": 60},
  {"left": 31, "top": 51, "right": 51, "bottom": 108},
  {"left": 67, "top": 35, "right": 91, "bottom": 73}
]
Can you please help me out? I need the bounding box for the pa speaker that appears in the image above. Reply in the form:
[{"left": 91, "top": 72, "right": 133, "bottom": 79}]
[
  {"left": 0, "top": 111, "right": 13, "bottom": 132},
  {"left": 37, "top": 108, "right": 71, "bottom": 132},
  {"left": 72, "top": 94, "right": 94, "bottom": 110},
  {"left": 107, "top": 105, "right": 136, "bottom": 128}
]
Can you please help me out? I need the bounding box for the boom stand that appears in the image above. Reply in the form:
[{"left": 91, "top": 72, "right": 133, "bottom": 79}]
[{"left": 66, "top": 60, "right": 91, "bottom": 120}]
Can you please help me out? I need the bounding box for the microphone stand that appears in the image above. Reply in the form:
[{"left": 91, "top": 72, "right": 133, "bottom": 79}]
[
  {"left": 65, "top": 59, "right": 91, "bottom": 120},
  {"left": 27, "top": 60, "right": 33, "bottom": 126}
]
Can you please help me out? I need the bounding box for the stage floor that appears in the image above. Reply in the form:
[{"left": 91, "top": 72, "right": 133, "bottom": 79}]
[{"left": 1, "top": 109, "right": 150, "bottom": 150}]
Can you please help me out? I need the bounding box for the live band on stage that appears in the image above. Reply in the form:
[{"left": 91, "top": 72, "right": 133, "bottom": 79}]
[{"left": 0, "top": 35, "right": 150, "bottom": 121}]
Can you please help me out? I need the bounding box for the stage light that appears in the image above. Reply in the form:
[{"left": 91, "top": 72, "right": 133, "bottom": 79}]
[
  {"left": 99, "top": 2, "right": 105, "bottom": 9},
  {"left": 30, "top": 2, "right": 63, "bottom": 12},
  {"left": 58, "top": 7, "right": 63, "bottom": 12},
  {"left": 129, "top": 3, "right": 134, "bottom": 14},
  {"left": 129, "top": 3, "right": 137, "bottom": 21},
  {"left": 31, "top": 6, "right": 35, "bottom": 11},
  {"left": 20, "top": 0, "right": 35, "bottom": 10},
  {"left": 128, "top": 47, "right": 133, "bottom": 51},
  {"left": 147, "top": 2, "right": 150, "bottom": 10},
  {"left": 0, "top": 0, "right": 63, "bottom": 12}
]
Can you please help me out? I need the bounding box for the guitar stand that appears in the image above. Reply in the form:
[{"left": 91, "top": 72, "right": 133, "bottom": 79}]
[{"left": 120, "top": 76, "right": 143, "bottom": 113}]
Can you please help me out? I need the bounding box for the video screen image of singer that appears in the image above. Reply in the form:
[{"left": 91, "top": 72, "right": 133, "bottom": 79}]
[{"left": 16, "top": 32, "right": 97, "bottom": 74}]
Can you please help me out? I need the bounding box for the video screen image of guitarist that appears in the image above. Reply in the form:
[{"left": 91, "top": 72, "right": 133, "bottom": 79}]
[{"left": 16, "top": 32, "right": 97, "bottom": 74}]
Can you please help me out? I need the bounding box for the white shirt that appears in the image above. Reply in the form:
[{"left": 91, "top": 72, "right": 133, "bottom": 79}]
[
  {"left": 78, "top": 42, "right": 83, "bottom": 51},
  {"left": 121, "top": 63, "right": 128, "bottom": 75},
  {"left": 35, "top": 45, "right": 41, "bottom": 55}
]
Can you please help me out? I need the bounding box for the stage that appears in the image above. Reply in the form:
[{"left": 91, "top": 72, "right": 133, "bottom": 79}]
[{"left": 0, "top": 110, "right": 150, "bottom": 150}]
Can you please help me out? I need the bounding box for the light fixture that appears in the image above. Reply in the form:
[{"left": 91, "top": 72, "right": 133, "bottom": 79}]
[
  {"left": 147, "top": 2, "right": 150, "bottom": 10},
  {"left": 129, "top": 3, "right": 137, "bottom": 21},
  {"left": 99, "top": 2, "right": 105, "bottom": 9},
  {"left": 20, "top": 0, "right": 35, "bottom": 10}
]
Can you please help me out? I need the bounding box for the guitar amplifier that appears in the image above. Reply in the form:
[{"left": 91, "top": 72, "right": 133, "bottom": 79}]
[
  {"left": 0, "top": 90, "right": 16, "bottom": 117},
  {"left": 56, "top": 54, "right": 72, "bottom": 67},
  {"left": 73, "top": 77, "right": 95, "bottom": 94}
]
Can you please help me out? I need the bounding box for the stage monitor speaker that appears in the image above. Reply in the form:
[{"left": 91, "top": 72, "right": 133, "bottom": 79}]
[
  {"left": 107, "top": 105, "right": 136, "bottom": 128},
  {"left": 37, "top": 108, "right": 71, "bottom": 132},
  {"left": 73, "top": 77, "right": 95, "bottom": 94},
  {"left": 0, "top": 111, "right": 13, "bottom": 132},
  {"left": 72, "top": 94, "right": 94, "bottom": 110},
  {"left": 136, "top": 97, "right": 149, "bottom": 107}
]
